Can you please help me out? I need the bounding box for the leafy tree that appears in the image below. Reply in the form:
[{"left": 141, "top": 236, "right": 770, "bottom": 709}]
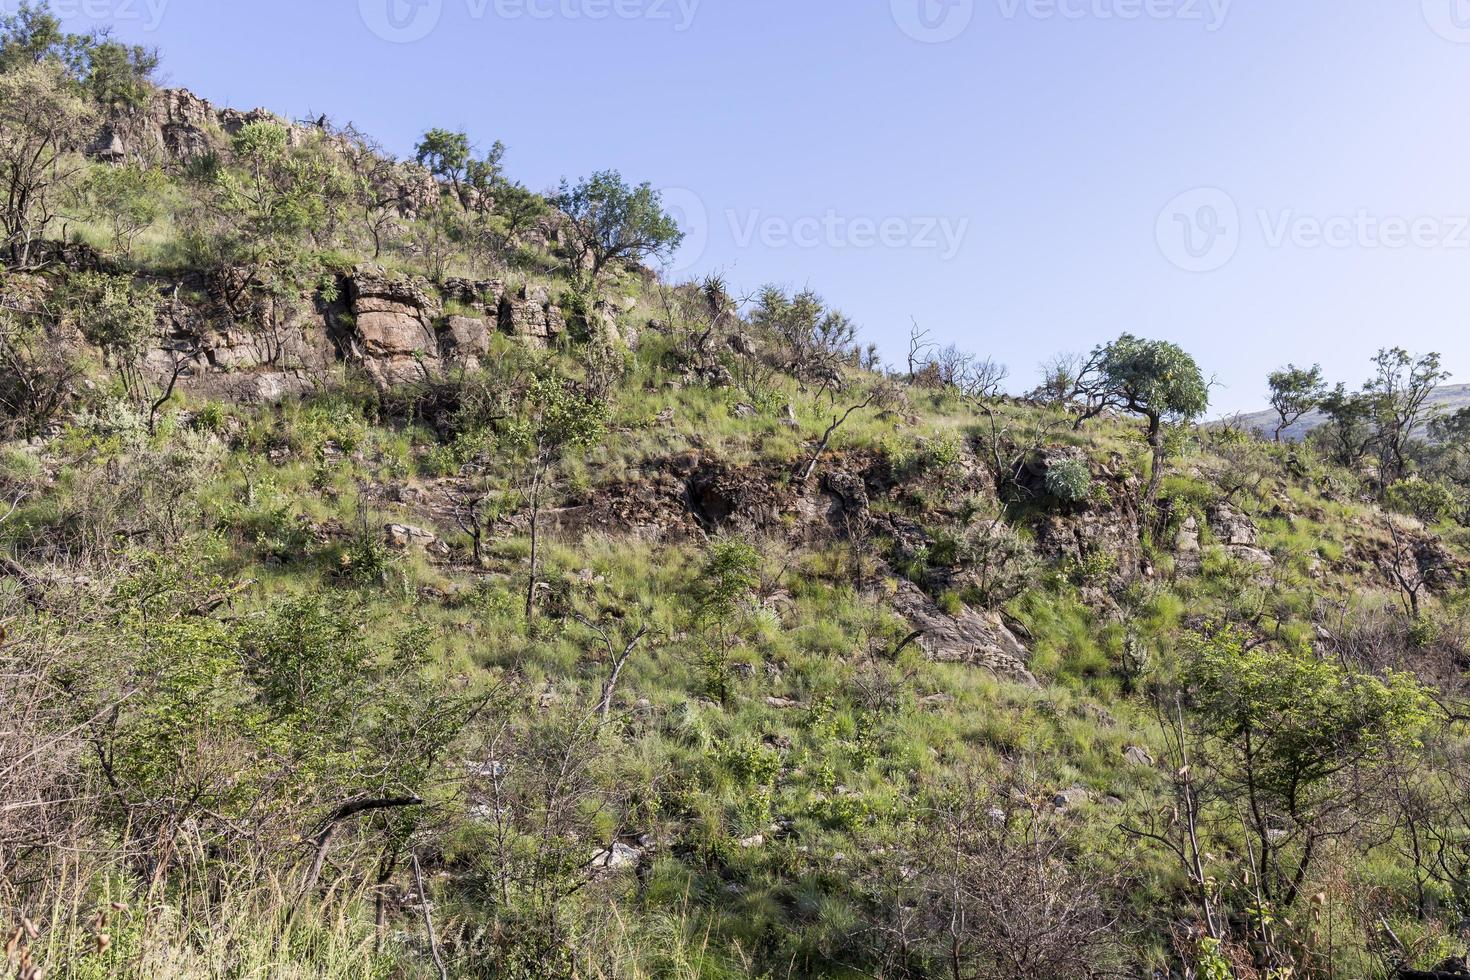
[
  {"left": 553, "top": 170, "right": 684, "bottom": 283},
  {"left": 1266, "top": 363, "right": 1326, "bottom": 442},
  {"left": 493, "top": 178, "right": 549, "bottom": 246},
  {"left": 0, "top": 2, "right": 157, "bottom": 105},
  {"left": 1088, "top": 333, "right": 1210, "bottom": 522},
  {"left": 1386, "top": 478, "right": 1463, "bottom": 526},
  {"left": 83, "top": 163, "right": 166, "bottom": 257},
  {"left": 751, "top": 285, "right": 858, "bottom": 391},
  {"left": 202, "top": 122, "right": 351, "bottom": 306},
  {"left": 0, "top": 307, "right": 83, "bottom": 437},
  {"left": 1366, "top": 348, "right": 1450, "bottom": 487},
  {"left": 415, "top": 127, "right": 472, "bottom": 202},
  {"left": 690, "top": 537, "right": 761, "bottom": 705},
  {"left": 0, "top": 60, "right": 96, "bottom": 266},
  {"left": 1183, "top": 628, "right": 1431, "bottom": 926},
  {"left": 1315, "top": 382, "right": 1378, "bottom": 467}
]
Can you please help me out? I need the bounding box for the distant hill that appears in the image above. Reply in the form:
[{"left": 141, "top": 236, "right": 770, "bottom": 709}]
[{"left": 1227, "top": 384, "right": 1470, "bottom": 442}]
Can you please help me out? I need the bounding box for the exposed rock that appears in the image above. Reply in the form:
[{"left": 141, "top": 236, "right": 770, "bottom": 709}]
[
  {"left": 588, "top": 842, "right": 642, "bottom": 870},
  {"left": 886, "top": 578, "right": 1037, "bottom": 685},
  {"left": 384, "top": 524, "right": 437, "bottom": 550},
  {"left": 1123, "top": 745, "right": 1155, "bottom": 768},
  {"left": 345, "top": 268, "right": 442, "bottom": 385},
  {"left": 498, "top": 283, "right": 566, "bottom": 346},
  {"left": 1053, "top": 787, "right": 1091, "bottom": 811},
  {"left": 441, "top": 315, "right": 491, "bottom": 362}
]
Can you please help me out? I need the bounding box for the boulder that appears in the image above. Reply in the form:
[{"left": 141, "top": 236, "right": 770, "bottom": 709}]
[
  {"left": 588, "top": 842, "right": 642, "bottom": 870},
  {"left": 886, "top": 578, "right": 1037, "bottom": 685},
  {"left": 384, "top": 524, "right": 437, "bottom": 550},
  {"left": 441, "top": 315, "right": 492, "bottom": 360}
]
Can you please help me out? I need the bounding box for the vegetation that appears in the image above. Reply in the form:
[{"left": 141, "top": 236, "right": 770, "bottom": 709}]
[{"left": 5, "top": 7, "right": 1470, "bottom": 979}]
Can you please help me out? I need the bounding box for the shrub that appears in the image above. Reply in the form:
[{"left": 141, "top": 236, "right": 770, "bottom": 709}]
[
  {"left": 1046, "top": 458, "right": 1093, "bottom": 503},
  {"left": 1387, "top": 478, "right": 1462, "bottom": 526}
]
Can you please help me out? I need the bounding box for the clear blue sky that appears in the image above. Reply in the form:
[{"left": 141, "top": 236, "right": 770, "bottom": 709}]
[{"left": 53, "top": 0, "right": 1470, "bottom": 414}]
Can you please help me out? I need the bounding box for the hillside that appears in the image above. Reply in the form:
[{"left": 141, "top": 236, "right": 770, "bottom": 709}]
[{"left": 5, "top": 13, "right": 1470, "bottom": 980}]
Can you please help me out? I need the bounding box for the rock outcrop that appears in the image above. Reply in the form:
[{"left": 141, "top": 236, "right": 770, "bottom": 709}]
[
  {"left": 498, "top": 284, "right": 566, "bottom": 347},
  {"left": 343, "top": 269, "right": 442, "bottom": 385},
  {"left": 886, "top": 578, "right": 1037, "bottom": 685}
]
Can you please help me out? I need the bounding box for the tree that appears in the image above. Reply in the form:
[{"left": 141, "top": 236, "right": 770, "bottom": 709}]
[
  {"left": 689, "top": 537, "right": 761, "bottom": 706},
  {"left": 414, "top": 128, "right": 472, "bottom": 201},
  {"left": 1266, "top": 363, "right": 1326, "bottom": 442},
  {"left": 0, "top": 3, "right": 157, "bottom": 106},
  {"left": 1366, "top": 348, "right": 1450, "bottom": 487},
  {"left": 202, "top": 122, "right": 351, "bottom": 308},
  {"left": 83, "top": 163, "right": 166, "bottom": 258},
  {"left": 553, "top": 170, "right": 683, "bottom": 284},
  {"left": 1087, "top": 334, "right": 1210, "bottom": 523},
  {"left": 493, "top": 179, "right": 548, "bottom": 246},
  {"left": 867, "top": 772, "right": 1117, "bottom": 980},
  {"left": 1315, "top": 383, "right": 1378, "bottom": 468},
  {"left": 501, "top": 377, "right": 607, "bottom": 620},
  {"left": 1183, "top": 628, "right": 1431, "bottom": 940},
  {"left": 0, "top": 61, "right": 96, "bottom": 267},
  {"left": 750, "top": 285, "right": 857, "bottom": 392}
]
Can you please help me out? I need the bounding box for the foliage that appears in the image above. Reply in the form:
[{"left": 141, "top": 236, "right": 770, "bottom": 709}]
[
  {"left": 1266, "top": 362, "right": 1326, "bottom": 442},
  {"left": 1045, "top": 457, "right": 1094, "bottom": 503},
  {"left": 554, "top": 170, "right": 684, "bottom": 282}
]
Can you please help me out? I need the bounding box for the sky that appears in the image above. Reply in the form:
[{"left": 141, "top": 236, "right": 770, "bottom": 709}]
[{"left": 42, "top": 0, "right": 1470, "bottom": 415}]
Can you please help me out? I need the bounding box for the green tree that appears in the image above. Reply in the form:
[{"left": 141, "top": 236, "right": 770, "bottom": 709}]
[
  {"left": 203, "top": 122, "right": 351, "bottom": 306},
  {"left": 690, "top": 537, "right": 761, "bottom": 705},
  {"left": 83, "top": 163, "right": 166, "bottom": 257},
  {"left": 1365, "top": 348, "right": 1450, "bottom": 487},
  {"left": 1183, "top": 628, "right": 1431, "bottom": 927},
  {"left": 415, "top": 127, "right": 473, "bottom": 202},
  {"left": 0, "top": 60, "right": 96, "bottom": 266},
  {"left": 1266, "top": 363, "right": 1326, "bottom": 442},
  {"left": 1091, "top": 333, "right": 1210, "bottom": 523},
  {"left": 1314, "top": 382, "right": 1377, "bottom": 468},
  {"left": 553, "top": 170, "right": 684, "bottom": 284}
]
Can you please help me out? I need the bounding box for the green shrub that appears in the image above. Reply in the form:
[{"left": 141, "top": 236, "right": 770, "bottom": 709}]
[{"left": 1045, "top": 458, "right": 1093, "bottom": 503}]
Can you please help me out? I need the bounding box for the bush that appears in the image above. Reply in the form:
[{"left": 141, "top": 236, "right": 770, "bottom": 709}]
[
  {"left": 1046, "top": 458, "right": 1093, "bottom": 503},
  {"left": 1387, "top": 478, "right": 1462, "bottom": 526}
]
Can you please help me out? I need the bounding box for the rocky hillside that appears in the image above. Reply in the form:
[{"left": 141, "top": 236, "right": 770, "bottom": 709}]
[{"left": 5, "top": 13, "right": 1470, "bottom": 980}]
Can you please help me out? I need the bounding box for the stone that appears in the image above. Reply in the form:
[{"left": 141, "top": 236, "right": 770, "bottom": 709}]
[
  {"left": 1053, "top": 787, "right": 1091, "bottom": 811},
  {"left": 442, "top": 315, "right": 491, "bottom": 358},
  {"left": 886, "top": 578, "right": 1037, "bottom": 685},
  {"left": 1123, "top": 745, "right": 1155, "bottom": 768},
  {"left": 384, "top": 524, "right": 436, "bottom": 550},
  {"left": 765, "top": 696, "right": 803, "bottom": 709},
  {"left": 588, "top": 842, "right": 642, "bottom": 870}
]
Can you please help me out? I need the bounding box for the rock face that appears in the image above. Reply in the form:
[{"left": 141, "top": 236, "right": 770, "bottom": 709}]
[
  {"left": 1028, "top": 452, "right": 1143, "bottom": 583},
  {"left": 344, "top": 269, "right": 442, "bottom": 385},
  {"left": 498, "top": 284, "right": 566, "bottom": 346},
  {"left": 886, "top": 578, "right": 1037, "bottom": 685},
  {"left": 1207, "top": 503, "right": 1274, "bottom": 567}
]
